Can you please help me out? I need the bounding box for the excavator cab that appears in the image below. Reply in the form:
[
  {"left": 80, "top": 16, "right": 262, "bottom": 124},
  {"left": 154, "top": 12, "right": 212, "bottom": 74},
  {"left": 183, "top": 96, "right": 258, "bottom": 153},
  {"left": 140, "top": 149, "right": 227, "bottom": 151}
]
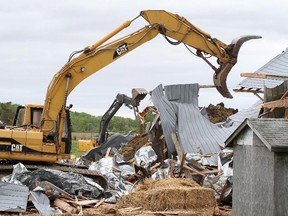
[
  {"left": 13, "top": 104, "right": 43, "bottom": 128},
  {"left": 0, "top": 104, "right": 72, "bottom": 162}
]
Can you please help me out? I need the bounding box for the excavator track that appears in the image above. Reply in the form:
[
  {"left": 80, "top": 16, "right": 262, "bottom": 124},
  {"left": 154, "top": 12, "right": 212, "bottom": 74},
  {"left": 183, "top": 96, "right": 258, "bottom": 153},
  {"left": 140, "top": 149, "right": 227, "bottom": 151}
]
[{"left": 0, "top": 162, "right": 108, "bottom": 189}]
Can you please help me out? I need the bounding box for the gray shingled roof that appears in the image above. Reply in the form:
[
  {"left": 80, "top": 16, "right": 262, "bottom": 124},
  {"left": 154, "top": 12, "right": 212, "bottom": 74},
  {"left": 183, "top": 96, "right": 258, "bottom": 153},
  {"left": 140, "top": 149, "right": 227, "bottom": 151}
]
[
  {"left": 235, "top": 48, "right": 288, "bottom": 91},
  {"left": 151, "top": 83, "right": 260, "bottom": 165},
  {"left": 226, "top": 118, "right": 288, "bottom": 152}
]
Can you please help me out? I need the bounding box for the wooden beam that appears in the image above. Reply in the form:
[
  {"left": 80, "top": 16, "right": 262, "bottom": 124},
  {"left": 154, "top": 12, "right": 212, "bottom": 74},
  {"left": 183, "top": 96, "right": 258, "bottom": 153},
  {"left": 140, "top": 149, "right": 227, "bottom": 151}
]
[
  {"left": 54, "top": 198, "right": 78, "bottom": 214},
  {"left": 171, "top": 133, "right": 192, "bottom": 178},
  {"left": 260, "top": 90, "right": 288, "bottom": 110},
  {"left": 285, "top": 108, "right": 288, "bottom": 119},
  {"left": 261, "top": 99, "right": 288, "bottom": 109},
  {"left": 254, "top": 92, "right": 264, "bottom": 101},
  {"left": 171, "top": 133, "right": 209, "bottom": 177},
  {"left": 241, "top": 73, "right": 288, "bottom": 80},
  {"left": 199, "top": 84, "right": 215, "bottom": 88}
]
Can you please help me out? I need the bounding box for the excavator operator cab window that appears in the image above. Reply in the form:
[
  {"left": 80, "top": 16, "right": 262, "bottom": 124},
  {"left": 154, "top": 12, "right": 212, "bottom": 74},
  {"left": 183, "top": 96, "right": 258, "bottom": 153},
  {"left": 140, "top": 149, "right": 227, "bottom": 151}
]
[
  {"left": 31, "top": 108, "right": 42, "bottom": 128},
  {"left": 14, "top": 106, "right": 25, "bottom": 127}
]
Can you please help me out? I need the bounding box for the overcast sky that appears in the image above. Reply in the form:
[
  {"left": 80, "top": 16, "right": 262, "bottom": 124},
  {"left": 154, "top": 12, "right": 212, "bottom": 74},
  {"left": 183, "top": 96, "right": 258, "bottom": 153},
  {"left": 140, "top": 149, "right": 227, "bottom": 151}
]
[{"left": 1, "top": 0, "right": 287, "bottom": 118}]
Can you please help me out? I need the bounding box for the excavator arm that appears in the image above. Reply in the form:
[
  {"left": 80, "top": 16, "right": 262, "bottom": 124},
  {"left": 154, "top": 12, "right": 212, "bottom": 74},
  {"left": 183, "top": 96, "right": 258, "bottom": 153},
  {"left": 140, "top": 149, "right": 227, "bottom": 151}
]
[
  {"left": 98, "top": 88, "right": 147, "bottom": 144},
  {"left": 41, "top": 10, "right": 261, "bottom": 138},
  {"left": 98, "top": 95, "right": 128, "bottom": 145}
]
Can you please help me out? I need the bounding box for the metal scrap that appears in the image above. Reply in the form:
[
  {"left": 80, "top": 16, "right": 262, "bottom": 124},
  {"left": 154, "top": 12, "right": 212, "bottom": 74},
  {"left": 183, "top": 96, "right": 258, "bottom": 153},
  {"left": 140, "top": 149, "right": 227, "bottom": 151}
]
[
  {"left": 29, "top": 187, "right": 62, "bottom": 216},
  {"left": 0, "top": 182, "right": 29, "bottom": 213}
]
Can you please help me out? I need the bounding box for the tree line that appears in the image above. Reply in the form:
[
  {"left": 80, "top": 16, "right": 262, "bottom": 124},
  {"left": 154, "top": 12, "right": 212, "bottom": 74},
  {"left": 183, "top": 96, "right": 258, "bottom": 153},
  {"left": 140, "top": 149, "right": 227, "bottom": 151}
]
[{"left": 0, "top": 102, "right": 140, "bottom": 134}]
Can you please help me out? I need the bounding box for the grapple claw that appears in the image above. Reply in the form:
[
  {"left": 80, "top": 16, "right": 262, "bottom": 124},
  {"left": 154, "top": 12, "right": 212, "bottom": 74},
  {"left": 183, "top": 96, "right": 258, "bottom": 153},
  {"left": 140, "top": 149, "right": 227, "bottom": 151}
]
[{"left": 213, "top": 35, "right": 262, "bottom": 98}]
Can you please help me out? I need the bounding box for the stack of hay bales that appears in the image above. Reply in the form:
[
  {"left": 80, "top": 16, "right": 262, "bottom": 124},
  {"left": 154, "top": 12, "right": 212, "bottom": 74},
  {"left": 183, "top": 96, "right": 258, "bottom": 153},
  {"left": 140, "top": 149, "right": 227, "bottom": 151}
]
[{"left": 117, "top": 178, "right": 216, "bottom": 215}]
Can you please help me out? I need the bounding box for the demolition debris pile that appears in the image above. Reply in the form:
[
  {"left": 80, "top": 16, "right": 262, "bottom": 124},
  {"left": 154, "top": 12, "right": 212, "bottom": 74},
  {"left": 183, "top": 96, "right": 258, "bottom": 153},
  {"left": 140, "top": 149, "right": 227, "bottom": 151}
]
[{"left": 1, "top": 86, "right": 247, "bottom": 215}]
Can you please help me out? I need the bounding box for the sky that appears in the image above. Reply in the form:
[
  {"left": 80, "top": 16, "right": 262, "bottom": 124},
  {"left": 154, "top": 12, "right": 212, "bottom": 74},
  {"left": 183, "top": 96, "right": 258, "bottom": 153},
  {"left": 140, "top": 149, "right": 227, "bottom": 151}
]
[{"left": 1, "top": 0, "right": 287, "bottom": 118}]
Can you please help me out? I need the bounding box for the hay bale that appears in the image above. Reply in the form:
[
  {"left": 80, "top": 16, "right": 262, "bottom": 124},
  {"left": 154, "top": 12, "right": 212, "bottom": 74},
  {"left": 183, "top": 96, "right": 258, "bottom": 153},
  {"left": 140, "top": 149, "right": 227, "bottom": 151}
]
[
  {"left": 136, "top": 178, "right": 200, "bottom": 191},
  {"left": 185, "top": 187, "right": 215, "bottom": 209},
  {"left": 117, "top": 178, "right": 215, "bottom": 214}
]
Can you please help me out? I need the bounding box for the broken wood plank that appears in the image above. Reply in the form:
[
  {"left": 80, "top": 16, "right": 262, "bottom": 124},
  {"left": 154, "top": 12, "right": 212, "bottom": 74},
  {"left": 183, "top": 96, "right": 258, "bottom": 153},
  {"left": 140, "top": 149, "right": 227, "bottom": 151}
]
[
  {"left": 170, "top": 154, "right": 175, "bottom": 177},
  {"left": 119, "top": 207, "right": 143, "bottom": 212},
  {"left": 171, "top": 133, "right": 183, "bottom": 160},
  {"left": 190, "top": 169, "right": 220, "bottom": 176},
  {"left": 260, "top": 98, "right": 288, "bottom": 109},
  {"left": 183, "top": 165, "right": 206, "bottom": 177},
  {"left": 241, "top": 73, "right": 288, "bottom": 80},
  {"left": 40, "top": 181, "right": 72, "bottom": 199},
  {"left": 285, "top": 108, "right": 288, "bottom": 119},
  {"left": 199, "top": 84, "right": 215, "bottom": 88},
  {"left": 54, "top": 198, "right": 78, "bottom": 214},
  {"left": 258, "top": 88, "right": 288, "bottom": 117},
  {"left": 150, "top": 162, "right": 161, "bottom": 171},
  {"left": 94, "top": 198, "right": 105, "bottom": 208},
  {"left": 179, "top": 152, "right": 187, "bottom": 175},
  {"left": 253, "top": 92, "right": 264, "bottom": 101},
  {"left": 105, "top": 147, "right": 111, "bottom": 157},
  {"left": 171, "top": 133, "right": 192, "bottom": 178},
  {"left": 76, "top": 199, "right": 101, "bottom": 206}
]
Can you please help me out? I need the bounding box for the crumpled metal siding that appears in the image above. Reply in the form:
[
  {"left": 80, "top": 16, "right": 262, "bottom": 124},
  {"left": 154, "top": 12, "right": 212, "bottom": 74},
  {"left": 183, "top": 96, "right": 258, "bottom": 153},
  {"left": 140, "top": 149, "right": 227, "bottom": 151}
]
[
  {"left": 177, "top": 103, "right": 228, "bottom": 151},
  {"left": 0, "top": 182, "right": 29, "bottom": 212},
  {"left": 151, "top": 84, "right": 178, "bottom": 154},
  {"left": 151, "top": 83, "right": 260, "bottom": 165},
  {"left": 236, "top": 48, "right": 288, "bottom": 90}
]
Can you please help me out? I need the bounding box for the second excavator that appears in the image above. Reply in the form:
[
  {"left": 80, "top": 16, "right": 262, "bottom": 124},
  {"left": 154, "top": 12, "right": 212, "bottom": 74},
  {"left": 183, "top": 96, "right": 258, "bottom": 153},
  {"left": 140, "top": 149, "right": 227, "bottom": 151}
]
[{"left": 78, "top": 88, "right": 148, "bottom": 152}]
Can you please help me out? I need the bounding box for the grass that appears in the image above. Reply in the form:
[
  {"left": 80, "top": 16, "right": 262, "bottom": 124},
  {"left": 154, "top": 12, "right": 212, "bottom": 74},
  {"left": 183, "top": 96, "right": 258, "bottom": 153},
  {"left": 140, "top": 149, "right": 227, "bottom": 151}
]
[{"left": 71, "top": 140, "right": 84, "bottom": 158}]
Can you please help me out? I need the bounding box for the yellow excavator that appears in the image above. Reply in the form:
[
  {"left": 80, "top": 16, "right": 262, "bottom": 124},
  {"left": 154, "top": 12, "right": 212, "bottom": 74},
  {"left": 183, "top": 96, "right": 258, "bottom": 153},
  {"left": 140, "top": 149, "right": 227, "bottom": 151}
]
[{"left": 0, "top": 10, "right": 261, "bottom": 163}]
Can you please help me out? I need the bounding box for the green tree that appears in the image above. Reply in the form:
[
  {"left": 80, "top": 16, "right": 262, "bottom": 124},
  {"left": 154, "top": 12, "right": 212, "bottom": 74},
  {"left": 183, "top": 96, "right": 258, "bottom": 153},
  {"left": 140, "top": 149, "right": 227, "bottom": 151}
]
[
  {"left": 70, "top": 111, "right": 139, "bottom": 134},
  {"left": 0, "top": 102, "right": 18, "bottom": 125},
  {"left": 0, "top": 102, "right": 141, "bottom": 133}
]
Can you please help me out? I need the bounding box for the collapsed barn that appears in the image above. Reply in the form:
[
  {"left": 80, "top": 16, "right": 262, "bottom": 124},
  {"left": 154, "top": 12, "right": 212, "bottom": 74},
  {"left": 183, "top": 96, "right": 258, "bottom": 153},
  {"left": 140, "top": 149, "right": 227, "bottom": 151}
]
[{"left": 1, "top": 48, "right": 288, "bottom": 215}]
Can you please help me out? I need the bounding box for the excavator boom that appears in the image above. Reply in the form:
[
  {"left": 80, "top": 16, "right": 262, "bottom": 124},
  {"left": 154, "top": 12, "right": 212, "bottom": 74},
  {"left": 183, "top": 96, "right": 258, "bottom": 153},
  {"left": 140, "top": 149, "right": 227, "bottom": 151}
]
[{"left": 42, "top": 10, "right": 261, "bottom": 139}]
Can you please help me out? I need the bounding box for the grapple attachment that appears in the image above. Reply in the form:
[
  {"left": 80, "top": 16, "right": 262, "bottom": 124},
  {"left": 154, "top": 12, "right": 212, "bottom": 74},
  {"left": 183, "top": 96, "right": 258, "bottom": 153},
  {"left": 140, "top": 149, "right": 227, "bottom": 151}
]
[{"left": 213, "top": 35, "right": 262, "bottom": 98}]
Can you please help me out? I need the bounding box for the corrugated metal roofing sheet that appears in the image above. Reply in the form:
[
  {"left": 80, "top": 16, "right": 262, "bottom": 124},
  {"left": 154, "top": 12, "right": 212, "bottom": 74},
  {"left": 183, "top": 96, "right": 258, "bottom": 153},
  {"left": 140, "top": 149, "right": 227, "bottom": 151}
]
[
  {"left": 235, "top": 47, "right": 288, "bottom": 90},
  {"left": 151, "top": 83, "right": 260, "bottom": 165},
  {"left": 0, "top": 182, "right": 28, "bottom": 212}
]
